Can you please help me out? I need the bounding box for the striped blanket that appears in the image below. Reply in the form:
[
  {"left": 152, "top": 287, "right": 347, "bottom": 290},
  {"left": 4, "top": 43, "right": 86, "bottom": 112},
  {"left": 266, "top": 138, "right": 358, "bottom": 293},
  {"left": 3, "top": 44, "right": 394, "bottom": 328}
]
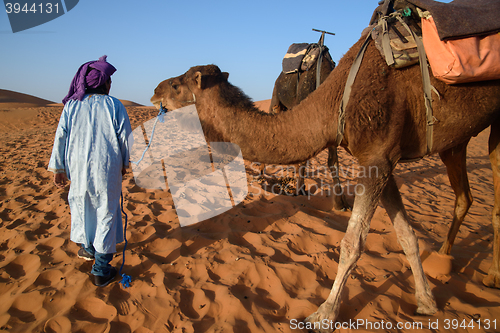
[
  {"left": 282, "top": 43, "right": 321, "bottom": 74},
  {"left": 282, "top": 43, "right": 309, "bottom": 74}
]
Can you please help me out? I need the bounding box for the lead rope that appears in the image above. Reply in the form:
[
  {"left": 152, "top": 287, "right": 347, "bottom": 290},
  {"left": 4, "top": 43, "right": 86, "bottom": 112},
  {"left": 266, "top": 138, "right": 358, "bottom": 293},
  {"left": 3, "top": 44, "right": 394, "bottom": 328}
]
[
  {"left": 119, "top": 192, "right": 131, "bottom": 288},
  {"left": 118, "top": 103, "right": 169, "bottom": 288},
  {"left": 130, "top": 103, "right": 168, "bottom": 166}
]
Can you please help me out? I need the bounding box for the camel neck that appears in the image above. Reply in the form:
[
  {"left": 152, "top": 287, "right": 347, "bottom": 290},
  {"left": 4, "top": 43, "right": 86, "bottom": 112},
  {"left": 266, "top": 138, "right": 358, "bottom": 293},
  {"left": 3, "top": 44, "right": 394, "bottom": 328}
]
[{"left": 196, "top": 84, "right": 339, "bottom": 165}]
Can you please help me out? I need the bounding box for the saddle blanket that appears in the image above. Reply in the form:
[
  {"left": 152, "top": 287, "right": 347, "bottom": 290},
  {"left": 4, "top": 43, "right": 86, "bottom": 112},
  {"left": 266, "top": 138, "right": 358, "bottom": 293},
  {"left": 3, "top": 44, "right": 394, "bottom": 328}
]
[
  {"left": 408, "top": 0, "right": 500, "bottom": 40},
  {"left": 282, "top": 43, "right": 309, "bottom": 74}
]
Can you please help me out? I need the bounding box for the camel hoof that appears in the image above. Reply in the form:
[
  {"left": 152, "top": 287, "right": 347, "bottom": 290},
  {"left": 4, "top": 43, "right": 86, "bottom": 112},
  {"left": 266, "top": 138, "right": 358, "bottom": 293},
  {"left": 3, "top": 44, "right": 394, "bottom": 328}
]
[
  {"left": 483, "top": 273, "right": 500, "bottom": 289},
  {"left": 437, "top": 242, "right": 452, "bottom": 256},
  {"left": 331, "top": 195, "right": 352, "bottom": 212},
  {"left": 332, "top": 203, "right": 348, "bottom": 212},
  {"left": 303, "top": 305, "right": 339, "bottom": 333},
  {"left": 296, "top": 185, "right": 309, "bottom": 196},
  {"left": 335, "top": 203, "right": 352, "bottom": 212},
  {"left": 415, "top": 302, "right": 438, "bottom": 316},
  {"left": 303, "top": 312, "right": 333, "bottom": 333}
]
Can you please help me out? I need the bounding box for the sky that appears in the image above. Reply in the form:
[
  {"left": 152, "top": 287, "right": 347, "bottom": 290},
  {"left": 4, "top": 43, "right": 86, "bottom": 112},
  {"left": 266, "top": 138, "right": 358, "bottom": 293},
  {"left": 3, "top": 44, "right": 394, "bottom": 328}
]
[{"left": 0, "top": 0, "right": 450, "bottom": 106}]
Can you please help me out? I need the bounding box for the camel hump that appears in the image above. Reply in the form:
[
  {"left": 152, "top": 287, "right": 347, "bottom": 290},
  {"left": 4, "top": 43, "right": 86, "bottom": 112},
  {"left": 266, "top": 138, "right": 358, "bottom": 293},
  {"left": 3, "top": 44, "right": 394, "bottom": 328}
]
[{"left": 407, "top": 0, "right": 500, "bottom": 39}]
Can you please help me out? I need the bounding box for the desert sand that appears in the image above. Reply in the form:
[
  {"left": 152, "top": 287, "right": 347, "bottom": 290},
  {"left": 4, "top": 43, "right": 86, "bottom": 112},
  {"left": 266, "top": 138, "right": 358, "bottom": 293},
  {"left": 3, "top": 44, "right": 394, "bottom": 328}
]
[{"left": 0, "top": 93, "right": 499, "bottom": 333}]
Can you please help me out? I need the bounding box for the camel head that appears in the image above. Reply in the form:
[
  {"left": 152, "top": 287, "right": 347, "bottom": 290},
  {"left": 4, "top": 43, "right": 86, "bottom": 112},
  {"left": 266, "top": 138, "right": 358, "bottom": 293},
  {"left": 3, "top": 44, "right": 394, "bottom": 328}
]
[{"left": 150, "top": 64, "right": 229, "bottom": 111}]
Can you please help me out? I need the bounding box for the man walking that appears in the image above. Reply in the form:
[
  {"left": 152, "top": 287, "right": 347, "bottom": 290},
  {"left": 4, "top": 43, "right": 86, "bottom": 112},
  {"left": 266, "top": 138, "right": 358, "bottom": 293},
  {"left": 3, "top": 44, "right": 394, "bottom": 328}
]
[{"left": 48, "top": 55, "right": 132, "bottom": 287}]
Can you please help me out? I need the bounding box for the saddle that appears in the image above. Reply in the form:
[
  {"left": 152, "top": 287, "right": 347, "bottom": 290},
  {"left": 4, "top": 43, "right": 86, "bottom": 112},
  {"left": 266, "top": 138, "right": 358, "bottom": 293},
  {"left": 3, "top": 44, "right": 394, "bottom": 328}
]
[
  {"left": 370, "top": 0, "right": 500, "bottom": 82},
  {"left": 371, "top": 5, "right": 422, "bottom": 69},
  {"left": 407, "top": 0, "right": 500, "bottom": 40},
  {"left": 338, "top": 0, "right": 500, "bottom": 158}
]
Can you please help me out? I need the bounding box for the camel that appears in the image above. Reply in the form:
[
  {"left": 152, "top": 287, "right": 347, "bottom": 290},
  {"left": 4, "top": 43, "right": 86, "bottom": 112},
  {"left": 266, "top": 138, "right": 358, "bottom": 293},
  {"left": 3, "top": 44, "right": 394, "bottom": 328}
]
[
  {"left": 151, "top": 30, "right": 500, "bottom": 333},
  {"left": 261, "top": 40, "right": 349, "bottom": 210},
  {"left": 269, "top": 43, "right": 335, "bottom": 113}
]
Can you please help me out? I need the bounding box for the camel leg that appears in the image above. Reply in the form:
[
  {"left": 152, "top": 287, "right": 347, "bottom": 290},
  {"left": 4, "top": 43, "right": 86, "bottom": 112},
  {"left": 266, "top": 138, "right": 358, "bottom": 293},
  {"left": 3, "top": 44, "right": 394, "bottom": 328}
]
[
  {"left": 269, "top": 85, "right": 280, "bottom": 113},
  {"left": 269, "top": 85, "right": 286, "bottom": 114},
  {"left": 484, "top": 120, "right": 500, "bottom": 288},
  {"left": 259, "top": 162, "right": 306, "bottom": 196},
  {"left": 438, "top": 140, "right": 473, "bottom": 255},
  {"left": 296, "top": 162, "right": 306, "bottom": 195},
  {"left": 327, "top": 147, "right": 351, "bottom": 211},
  {"left": 381, "top": 175, "right": 437, "bottom": 315},
  {"left": 259, "top": 163, "right": 266, "bottom": 176},
  {"left": 305, "top": 161, "right": 392, "bottom": 331}
]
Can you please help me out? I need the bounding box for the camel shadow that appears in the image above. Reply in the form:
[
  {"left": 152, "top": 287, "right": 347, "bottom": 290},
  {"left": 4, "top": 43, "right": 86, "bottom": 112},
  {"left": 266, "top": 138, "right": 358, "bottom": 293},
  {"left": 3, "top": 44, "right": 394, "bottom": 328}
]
[
  {"left": 393, "top": 157, "right": 492, "bottom": 187},
  {"left": 119, "top": 147, "right": 495, "bottom": 330},
  {"left": 124, "top": 193, "right": 351, "bottom": 257},
  {"left": 119, "top": 176, "right": 356, "bottom": 327}
]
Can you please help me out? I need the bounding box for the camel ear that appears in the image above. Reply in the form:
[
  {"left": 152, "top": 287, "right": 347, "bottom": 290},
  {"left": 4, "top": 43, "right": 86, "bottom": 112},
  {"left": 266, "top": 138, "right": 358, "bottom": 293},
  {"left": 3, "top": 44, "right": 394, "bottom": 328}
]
[
  {"left": 194, "top": 68, "right": 226, "bottom": 89},
  {"left": 195, "top": 71, "right": 203, "bottom": 89}
]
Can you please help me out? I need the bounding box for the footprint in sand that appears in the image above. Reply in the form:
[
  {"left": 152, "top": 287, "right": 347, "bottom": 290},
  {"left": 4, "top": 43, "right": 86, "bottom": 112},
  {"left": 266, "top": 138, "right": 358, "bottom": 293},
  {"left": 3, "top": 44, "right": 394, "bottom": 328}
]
[
  {"left": 179, "top": 288, "right": 211, "bottom": 319},
  {"left": 70, "top": 297, "right": 117, "bottom": 331},
  {"left": 13, "top": 239, "right": 37, "bottom": 254},
  {"left": 4, "top": 253, "right": 40, "bottom": 279},
  {"left": 33, "top": 269, "right": 65, "bottom": 289},
  {"left": 108, "top": 285, "right": 138, "bottom": 316},
  {"left": 421, "top": 250, "right": 453, "bottom": 279},
  {"left": 9, "top": 291, "right": 47, "bottom": 324},
  {"left": 38, "top": 236, "right": 65, "bottom": 251},
  {"left": 4, "top": 232, "right": 28, "bottom": 250},
  {"left": 43, "top": 316, "right": 71, "bottom": 333},
  {"left": 127, "top": 225, "right": 156, "bottom": 243},
  {"left": 0, "top": 313, "right": 10, "bottom": 329}
]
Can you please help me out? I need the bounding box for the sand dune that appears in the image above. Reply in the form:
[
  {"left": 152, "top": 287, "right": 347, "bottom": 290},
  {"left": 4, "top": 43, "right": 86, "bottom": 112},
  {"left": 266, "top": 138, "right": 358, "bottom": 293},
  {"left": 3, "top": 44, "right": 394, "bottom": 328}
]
[
  {"left": 0, "top": 89, "right": 55, "bottom": 109},
  {"left": 119, "top": 100, "right": 145, "bottom": 107},
  {"left": 0, "top": 89, "right": 144, "bottom": 109},
  {"left": 0, "top": 97, "right": 499, "bottom": 333},
  {"left": 254, "top": 99, "right": 271, "bottom": 112}
]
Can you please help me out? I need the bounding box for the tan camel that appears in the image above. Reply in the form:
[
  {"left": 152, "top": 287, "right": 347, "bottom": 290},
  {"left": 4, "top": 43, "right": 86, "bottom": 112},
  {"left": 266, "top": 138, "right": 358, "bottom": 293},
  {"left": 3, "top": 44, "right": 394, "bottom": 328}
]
[
  {"left": 151, "top": 36, "right": 500, "bottom": 330},
  {"left": 262, "top": 43, "right": 349, "bottom": 210}
]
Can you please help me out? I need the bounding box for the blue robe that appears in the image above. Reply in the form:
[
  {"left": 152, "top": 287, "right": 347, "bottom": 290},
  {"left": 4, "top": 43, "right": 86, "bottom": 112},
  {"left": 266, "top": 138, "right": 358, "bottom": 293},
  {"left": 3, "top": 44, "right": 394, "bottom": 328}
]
[{"left": 48, "top": 94, "right": 132, "bottom": 254}]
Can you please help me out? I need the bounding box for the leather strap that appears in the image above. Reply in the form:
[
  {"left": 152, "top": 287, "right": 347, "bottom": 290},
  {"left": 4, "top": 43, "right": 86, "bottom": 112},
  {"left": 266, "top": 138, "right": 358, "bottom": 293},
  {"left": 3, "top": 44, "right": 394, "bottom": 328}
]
[
  {"left": 336, "top": 30, "right": 373, "bottom": 146},
  {"left": 316, "top": 45, "right": 324, "bottom": 89},
  {"left": 396, "top": 14, "right": 435, "bottom": 154},
  {"left": 381, "top": 18, "right": 396, "bottom": 67}
]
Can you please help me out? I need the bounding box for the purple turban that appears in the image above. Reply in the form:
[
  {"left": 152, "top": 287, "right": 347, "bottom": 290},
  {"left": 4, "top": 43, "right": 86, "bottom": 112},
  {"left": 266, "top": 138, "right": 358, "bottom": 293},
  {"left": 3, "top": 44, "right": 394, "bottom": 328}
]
[{"left": 62, "top": 55, "right": 117, "bottom": 105}]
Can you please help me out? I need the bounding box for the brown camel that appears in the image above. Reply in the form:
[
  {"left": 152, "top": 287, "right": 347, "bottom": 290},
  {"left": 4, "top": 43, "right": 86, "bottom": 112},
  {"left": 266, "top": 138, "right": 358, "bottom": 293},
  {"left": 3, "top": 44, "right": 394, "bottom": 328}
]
[
  {"left": 263, "top": 41, "right": 349, "bottom": 210},
  {"left": 151, "top": 35, "right": 500, "bottom": 330},
  {"left": 269, "top": 44, "right": 335, "bottom": 113}
]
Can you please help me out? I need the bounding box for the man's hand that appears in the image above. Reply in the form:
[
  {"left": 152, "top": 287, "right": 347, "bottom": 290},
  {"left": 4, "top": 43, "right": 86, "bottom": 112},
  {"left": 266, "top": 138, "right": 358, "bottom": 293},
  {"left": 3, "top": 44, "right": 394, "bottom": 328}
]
[{"left": 54, "top": 173, "right": 68, "bottom": 188}]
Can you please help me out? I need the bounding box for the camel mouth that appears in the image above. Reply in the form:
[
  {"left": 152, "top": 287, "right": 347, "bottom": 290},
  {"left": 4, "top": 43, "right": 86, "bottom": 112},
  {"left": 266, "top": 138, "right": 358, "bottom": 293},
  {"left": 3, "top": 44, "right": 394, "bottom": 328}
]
[
  {"left": 151, "top": 100, "right": 163, "bottom": 110},
  {"left": 152, "top": 100, "right": 172, "bottom": 114}
]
